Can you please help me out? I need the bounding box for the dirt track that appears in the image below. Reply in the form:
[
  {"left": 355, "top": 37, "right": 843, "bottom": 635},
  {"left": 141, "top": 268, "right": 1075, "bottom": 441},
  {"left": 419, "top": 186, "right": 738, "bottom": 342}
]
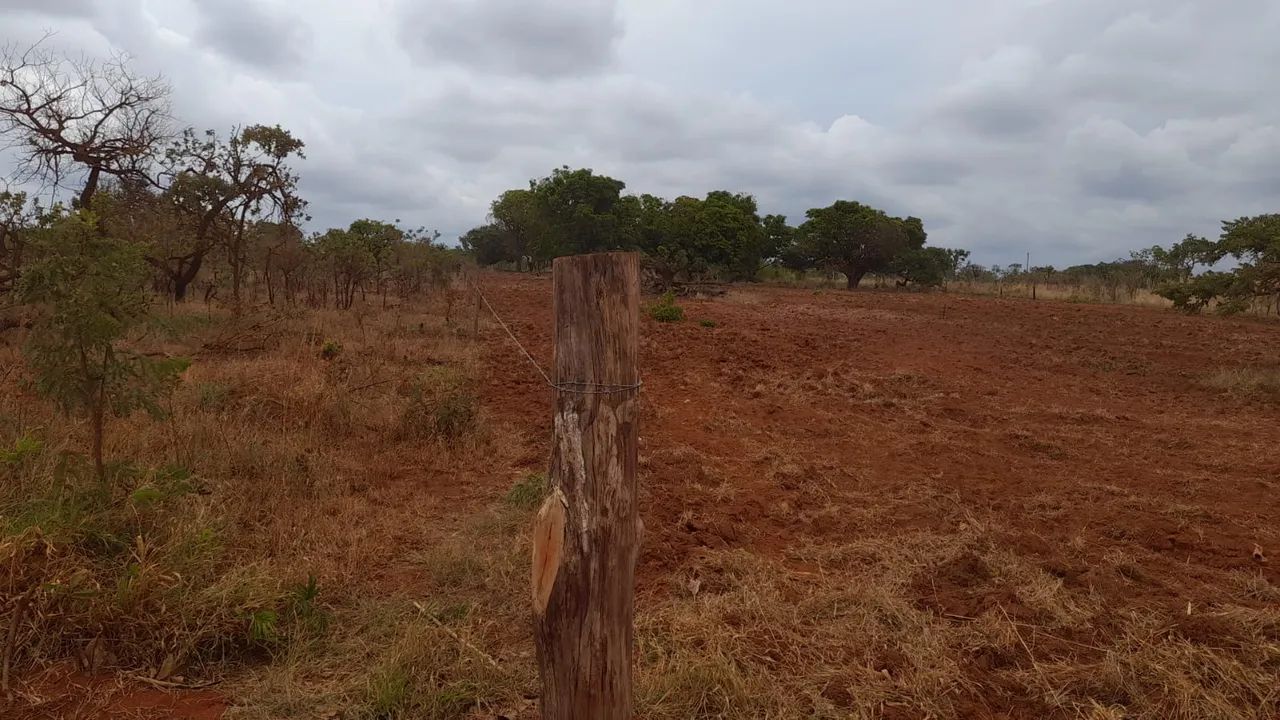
[{"left": 476, "top": 272, "right": 1279, "bottom": 711}]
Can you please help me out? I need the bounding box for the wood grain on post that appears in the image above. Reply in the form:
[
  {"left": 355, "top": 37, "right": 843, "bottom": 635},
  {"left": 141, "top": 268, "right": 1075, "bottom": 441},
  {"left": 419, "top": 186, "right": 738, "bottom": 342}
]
[{"left": 533, "top": 252, "right": 641, "bottom": 720}]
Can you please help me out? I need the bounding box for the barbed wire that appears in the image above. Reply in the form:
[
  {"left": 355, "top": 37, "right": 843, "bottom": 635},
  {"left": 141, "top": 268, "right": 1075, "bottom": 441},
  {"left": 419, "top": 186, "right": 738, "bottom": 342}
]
[{"left": 469, "top": 278, "right": 643, "bottom": 396}]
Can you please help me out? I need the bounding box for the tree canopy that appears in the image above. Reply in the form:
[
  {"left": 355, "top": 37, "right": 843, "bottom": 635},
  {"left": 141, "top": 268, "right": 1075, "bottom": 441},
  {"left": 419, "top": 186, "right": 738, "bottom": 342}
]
[
  {"left": 465, "top": 168, "right": 964, "bottom": 290},
  {"left": 790, "top": 201, "right": 925, "bottom": 289},
  {"left": 1155, "top": 215, "right": 1280, "bottom": 314}
]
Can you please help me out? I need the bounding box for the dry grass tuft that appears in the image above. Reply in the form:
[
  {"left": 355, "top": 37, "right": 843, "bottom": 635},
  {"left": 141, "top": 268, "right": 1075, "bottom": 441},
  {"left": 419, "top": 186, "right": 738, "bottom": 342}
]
[
  {"left": 1201, "top": 367, "right": 1280, "bottom": 400},
  {"left": 227, "top": 478, "right": 540, "bottom": 720},
  {"left": 634, "top": 520, "right": 1280, "bottom": 720}
]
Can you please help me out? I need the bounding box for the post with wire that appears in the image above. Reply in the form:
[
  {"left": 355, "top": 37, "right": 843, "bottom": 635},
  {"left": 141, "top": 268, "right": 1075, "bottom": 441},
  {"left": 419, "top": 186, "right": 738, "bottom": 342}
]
[{"left": 530, "top": 251, "right": 642, "bottom": 719}]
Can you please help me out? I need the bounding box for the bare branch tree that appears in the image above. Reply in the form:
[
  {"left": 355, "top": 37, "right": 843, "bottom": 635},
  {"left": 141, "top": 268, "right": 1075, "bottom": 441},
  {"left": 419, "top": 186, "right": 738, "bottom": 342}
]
[{"left": 0, "top": 34, "right": 172, "bottom": 208}]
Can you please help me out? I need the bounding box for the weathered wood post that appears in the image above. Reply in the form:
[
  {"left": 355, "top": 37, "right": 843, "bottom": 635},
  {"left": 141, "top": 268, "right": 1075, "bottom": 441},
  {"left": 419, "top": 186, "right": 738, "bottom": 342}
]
[{"left": 532, "top": 252, "right": 642, "bottom": 719}]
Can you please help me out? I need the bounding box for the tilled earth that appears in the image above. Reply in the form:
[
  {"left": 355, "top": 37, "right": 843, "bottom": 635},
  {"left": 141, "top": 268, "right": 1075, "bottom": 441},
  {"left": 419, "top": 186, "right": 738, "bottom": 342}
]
[{"left": 475, "top": 273, "right": 1280, "bottom": 718}]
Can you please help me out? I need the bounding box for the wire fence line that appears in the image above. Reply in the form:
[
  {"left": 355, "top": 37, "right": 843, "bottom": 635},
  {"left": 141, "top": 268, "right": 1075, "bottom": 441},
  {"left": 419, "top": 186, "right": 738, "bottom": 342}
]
[{"left": 468, "top": 278, "right": 643, "bottom": 396}]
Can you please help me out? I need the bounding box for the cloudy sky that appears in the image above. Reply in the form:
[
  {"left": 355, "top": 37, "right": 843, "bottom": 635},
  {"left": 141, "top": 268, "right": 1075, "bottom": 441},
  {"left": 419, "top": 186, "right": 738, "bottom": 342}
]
[{"left": 2, "top": 0, "right": 1278, "bottom": 266}]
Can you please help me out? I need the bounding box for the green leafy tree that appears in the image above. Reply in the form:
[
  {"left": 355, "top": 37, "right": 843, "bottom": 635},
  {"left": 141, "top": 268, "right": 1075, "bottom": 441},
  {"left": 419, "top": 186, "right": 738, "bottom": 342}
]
[
  {"left": 460, "top": 224, "right": 513, "bottom": 267},
  {"left": 943, "top": 248, "right": 972, "bottom": 279},
  {"left": 892, "top": 246, "right": 965, "bottom": 288},
  {"left": 17, "top": 210, "right": 187, "bottom": 483},
  {"left": 347, "top": 219, "right": 403, "bottom": 305},
  {"left": 957, "top": 262, "right": 996, "bottom": 282},
  {"left": 703, "top": 191, "right": 766, "bottom": 280},
  {"left": 527, "top": 166, "right": 635, "bottom": 260},
  {"left": 1157, "top": 216, "right": 1280, "bottom": 314},
  {"left": 490, "top": 189, "right": 545, "bottom": 270},
  {"left": 761, "top": 214, "right": 795, "bottom": 262},
  {"left": 312, "top": 227, "right": 370, "bottom": 309},
  {"left": 390, "top": 231, "right": 455, "bottom": 298},
  {"left": 635, "top": 191, "right": 767, "bottom": 285},
  {"left": 643, "top": 195, "right": 706, "bottom": 286},
  {"left": 635, "top": 194, "right": 681, "bottom": 287},
  {"left": 795, "top": 201, "right": 922, "bottom": 289},
  {"left": 1150, "top": 235, "right": 1216, "bottom": 282}
]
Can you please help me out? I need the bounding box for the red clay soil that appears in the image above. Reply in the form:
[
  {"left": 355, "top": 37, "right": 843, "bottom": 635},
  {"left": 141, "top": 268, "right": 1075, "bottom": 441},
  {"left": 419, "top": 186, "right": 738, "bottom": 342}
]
[
  {"left": 10, "top": 664, "right": 225, "bottom": 720},
  {"left": 475, "top": 273, "right": 1279, "bottom": 718},
  {"left": 477, "top": 273, "right": 1278, "bottom": 596}
]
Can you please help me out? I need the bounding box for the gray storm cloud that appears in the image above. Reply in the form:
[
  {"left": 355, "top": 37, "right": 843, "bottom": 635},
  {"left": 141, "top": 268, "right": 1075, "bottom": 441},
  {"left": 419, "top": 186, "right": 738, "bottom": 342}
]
[{"left": 1, "top": 0, "right": 1278, "bottom": 266}]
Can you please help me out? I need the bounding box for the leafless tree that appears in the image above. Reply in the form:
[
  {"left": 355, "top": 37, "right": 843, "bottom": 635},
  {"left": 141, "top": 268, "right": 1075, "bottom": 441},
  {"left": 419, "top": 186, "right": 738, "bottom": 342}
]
[{"left": 0, "top": 35, "right": 171, "bottom": 208}]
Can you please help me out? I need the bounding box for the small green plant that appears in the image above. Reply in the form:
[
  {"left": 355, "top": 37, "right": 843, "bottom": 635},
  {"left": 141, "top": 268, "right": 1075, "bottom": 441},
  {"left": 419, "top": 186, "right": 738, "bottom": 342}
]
[
  {"left": 320, "top": 339, "right": 343, "bottom": 360},
  {"left": 287, "top": 574, "right": 328, "bottom": 634},
  {"left": 647, "top": 291, "right": 685, "bottom": 322},
  {"left": 17, "top": 210, "right": 188, "bottom": 484},
  {"left": 505, "top": 472, "right": 548, "bottom": 509},
  {"left": 0, "top": 434, "right": 43, "bottom": 467},
  {"left": 128, "top": 465, "right": 195, "bottom": 509},
  {"left": 699, "top": 319, "right": 718, "bottom": 328},
  {"left": 248, "top": 608, "right": 280, "bottom": 645}
]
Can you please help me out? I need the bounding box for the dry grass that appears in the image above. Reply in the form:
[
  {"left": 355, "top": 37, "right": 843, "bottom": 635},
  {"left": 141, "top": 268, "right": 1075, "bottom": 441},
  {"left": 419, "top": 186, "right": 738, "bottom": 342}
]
[
  {"left": 948, "top": 280, "right": 1172, "bottom": 307},
  {"left": 4, "top": 279, "right": 1279, "bottom": 719},
  {"left": 226, "top": 497, "right": 539, "bottom": 720},
  {"left": 0, "top": 284, "right": 514, "bottom": 711},
  {"left": 634, "top": 523, "right": 1280, "bottom": 720},
  {"left": 1201, "top": 367, "right": 1280, "bottom": 400}
]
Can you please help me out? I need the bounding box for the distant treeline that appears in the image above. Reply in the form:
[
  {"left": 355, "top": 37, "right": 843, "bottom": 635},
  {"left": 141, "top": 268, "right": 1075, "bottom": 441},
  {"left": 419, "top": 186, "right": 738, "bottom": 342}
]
[
  {"left": 463, "top": 167, "right": 1279, "bottom": 315},
  {"left": 0, "top": 42, "right": 463, "bottom": 312},
  {"left": 461, "top": 166, "right": 969, "bottom": 290}
]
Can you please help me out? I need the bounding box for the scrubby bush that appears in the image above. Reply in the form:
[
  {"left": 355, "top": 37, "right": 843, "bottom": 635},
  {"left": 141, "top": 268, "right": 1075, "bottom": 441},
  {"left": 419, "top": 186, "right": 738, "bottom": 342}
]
[
  {"left": 647, "top": 291, "right": 685, "bottom": 323},
  {"left": 16, "top": 210, "right": 188, "bottom": 484}
]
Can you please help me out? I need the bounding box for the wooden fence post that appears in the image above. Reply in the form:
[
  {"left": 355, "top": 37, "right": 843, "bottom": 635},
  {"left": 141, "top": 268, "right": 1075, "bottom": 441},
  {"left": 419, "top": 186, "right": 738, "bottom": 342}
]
[
  {"left": 532, "top": 252, "right": 641, "bottom": 720},
  {"left": 471, "top": 269, "right": 481, "bottom": 338}
]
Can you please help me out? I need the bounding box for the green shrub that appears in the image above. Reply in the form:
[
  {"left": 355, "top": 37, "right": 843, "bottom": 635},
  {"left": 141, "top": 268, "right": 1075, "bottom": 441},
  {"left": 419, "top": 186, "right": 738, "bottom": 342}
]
[
  {"left": 320, "top": 340, "right": 343, "bottom": 360},
  {"left": 17, "top": 210, "right": 188, "bottom": 483},
  {"left": 146, "top": 313, "right": 214, "bottom": 341},
  {"left": 699, "top": 319, "right": 718, "bottom": 328},
  {"left": 647, "top": 291, "right": 685, "bottom": 323}
]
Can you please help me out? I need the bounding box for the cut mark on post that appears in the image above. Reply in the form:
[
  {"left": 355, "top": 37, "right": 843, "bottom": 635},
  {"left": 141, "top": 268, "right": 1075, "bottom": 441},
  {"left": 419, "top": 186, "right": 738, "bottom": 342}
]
[{"left": 531, "top": 488, "right": 568, "bottom": 615}]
